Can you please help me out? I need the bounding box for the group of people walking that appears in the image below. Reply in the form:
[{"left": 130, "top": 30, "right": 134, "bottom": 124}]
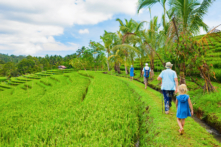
[{"left": 129, "top": 62, "right": 193, "bottom": 135}]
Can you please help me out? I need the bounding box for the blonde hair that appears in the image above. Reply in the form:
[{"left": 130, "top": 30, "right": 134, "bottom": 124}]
[{"left": 178, "top": 84, "right": 188, "bottom": 94}]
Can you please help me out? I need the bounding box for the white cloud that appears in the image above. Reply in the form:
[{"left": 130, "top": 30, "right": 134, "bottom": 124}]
[
  {"left": 0, "top": 0, "right": 138, "bottom": 55},
  {"left": 79, "top": 29, "right": 89, "bottom": 34}
]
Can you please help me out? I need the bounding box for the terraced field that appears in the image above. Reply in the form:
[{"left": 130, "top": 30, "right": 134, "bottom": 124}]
[{"left": 1, "top": 70, "right": 220, "bottom": 146}]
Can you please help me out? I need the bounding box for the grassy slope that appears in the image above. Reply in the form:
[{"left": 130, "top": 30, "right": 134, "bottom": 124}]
[
  {"left": 115, "top": 75, "right": 220, "bottom": 147},
  {"left": 77, "top": 71, "right": 140, "bottom": 146},
  {"left": 1, "top": 70, "right": 220, "bottom": 146},
  {"left": 1, "top": 71, "right": 141, "bottom": 146},
  {"left": 0, "top": 72, "right": 90, "bottom": 146},
  {"left": 112, "top": 69, "right": 221, "bottom": 129}
]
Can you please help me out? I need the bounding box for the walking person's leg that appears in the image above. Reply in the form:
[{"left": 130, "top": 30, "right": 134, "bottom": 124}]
[
  {"left": 181, "top": 119, "right": 185, "bottom": 134},
  {"left": 181, "top": 119, "right": 185, "bottom": 128},
  {"left": 163, "top": 90, "right": 169, "bottom": 114},
  {"left": 177, "top": 118, "right": 183, "bottom": 129},
  {"left": 177, "top": 118, "right": 184, "bottom": 134},
  {"left": 168, "top": 90, "right": 174, "bottom": 108},
  {"left": 144, "top": 77, "right": 147, "bottom": 89}
]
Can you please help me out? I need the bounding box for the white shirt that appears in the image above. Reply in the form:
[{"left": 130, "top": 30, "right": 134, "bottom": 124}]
[{"left": 142, "top": 66, "right": 151, "bottom": 72}]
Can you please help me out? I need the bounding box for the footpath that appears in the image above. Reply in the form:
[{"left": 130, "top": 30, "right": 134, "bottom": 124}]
[{"left": 115, "top": 76, "right": 221, "bottom": 147}]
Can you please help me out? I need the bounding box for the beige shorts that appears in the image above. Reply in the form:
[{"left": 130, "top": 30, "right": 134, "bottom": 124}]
[{"left": 144, "top": 77, "right": 149, "bottom": 83}]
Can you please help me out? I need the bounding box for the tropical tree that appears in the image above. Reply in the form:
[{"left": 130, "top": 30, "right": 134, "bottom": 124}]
[
  {"left": 138, "top": 0, "right": 168, "bottom": 28},
  {"left": 99, "top": 31, "right": 117, "bottom": 71},
  {"left": 115, "top": 18, "right": 145, "bottom": 74},
  {"left": 168, "top": 0, "right": 215, "bottom": 84},
  {"left": 169, "top": 0, "right": 214, "bottom": 34},
  {"left": 141, "top": 16, "right": 161, "bottom": 78}
]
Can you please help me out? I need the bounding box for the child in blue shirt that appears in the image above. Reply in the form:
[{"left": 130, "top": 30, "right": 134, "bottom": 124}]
[
  {"left": 130, "top": 65, "right": 134, "bottom": 81},
  {"left": 176, "top": 84, "right": 194, "bottom": 135}
]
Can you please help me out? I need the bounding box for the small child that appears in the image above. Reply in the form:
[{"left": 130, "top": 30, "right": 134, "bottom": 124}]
[
  {"left": 176, "top": 84, "right": 194, "bottom": 135},
  {"left": 130, "top": 65, "right": 134, "bottom": 81}
]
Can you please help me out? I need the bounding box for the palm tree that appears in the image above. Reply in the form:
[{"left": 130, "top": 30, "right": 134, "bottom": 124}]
[
  {"left": 99, "top": 31, "right": 118, "bottom": 71},
  {"left": 169, "top": 0, "right": 214, "bottom": 34},
  {"left": 115, "top": 18, "right": 145, "bottom": 74},
  {"left": 141, "top": 16, "right": 161, "bottom": 78},
  {"left": 168, "top": 0, "right": 215, "bottom": 84},
  {"left": 138, "top": 0, "right": 168, "bottom": 28}
]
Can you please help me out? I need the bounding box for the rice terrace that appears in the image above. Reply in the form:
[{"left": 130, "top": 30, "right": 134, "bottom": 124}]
[{"left": 0, "top": 0, "right": 221, "bottom": 146}]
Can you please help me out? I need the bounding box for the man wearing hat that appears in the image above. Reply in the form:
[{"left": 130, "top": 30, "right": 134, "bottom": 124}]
[
  {"left": 142, "top": 63, "right": 151, "bottom": 89},
  {"left": 157, "top": 62, "right": 178, "bottom": 114}
]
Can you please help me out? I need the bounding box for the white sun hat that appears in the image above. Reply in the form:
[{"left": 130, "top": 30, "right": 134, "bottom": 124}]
[
  {"left": 165, "top": 62, "right": 173, "bottom": 68},
  {"left": 145, "top": 63, "right": 148, "bottom": 66}
]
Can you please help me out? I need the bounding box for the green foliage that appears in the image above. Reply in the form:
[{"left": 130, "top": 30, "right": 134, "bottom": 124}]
[
  {"left": 0, "top": 62, "right": 19, "bottom": 77},
  {"left": 0, "top": 53, "right": 25, "bottom": 63},
  {"left": 189, "top": 86, "right": 221, "bottom": 122},
  {"left": 70, "top": 48, "right": 107, "bottom": 70},
  {"left": 17, "top": 58, "right": 39, "bottom": 74}
]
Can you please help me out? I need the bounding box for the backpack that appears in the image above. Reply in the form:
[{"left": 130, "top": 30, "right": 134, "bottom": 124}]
[{"left": 144, "top": 68, "right": 150, "bottom": 78}]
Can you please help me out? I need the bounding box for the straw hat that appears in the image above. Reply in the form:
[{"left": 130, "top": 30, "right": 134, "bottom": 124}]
[{"left": 165, "top": 62, "right": 173, "bottom": 68}]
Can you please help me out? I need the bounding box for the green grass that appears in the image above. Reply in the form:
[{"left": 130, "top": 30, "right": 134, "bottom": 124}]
[
  {"left": 189, "top": 88, "right": 221, "bottom": 122},
  {"left": 115, "top": 75, "right": 220, "bottom": 146},
  {"left": 1, "top": 70, "right": 220, "bottom": 146},
  {"left": 0, "top": 71, "right": 141, "bottom": 146},
  {"left": 77, "top": 71, "right": 140, "bottom": 146},
  {"left": 110, "top": 69, "right": 221, "bottom": 134},
  {"left": 0, "top": 72, "right": 90, "bottom": 146},
  {"left": 0, "top": 77, "right": 6, "bottom": 82}
]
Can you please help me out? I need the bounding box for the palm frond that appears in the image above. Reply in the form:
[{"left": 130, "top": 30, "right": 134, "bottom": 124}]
[
  {"left": 135, "top": 21, "right": 147, "bottom": 33},
  {"left": 137, "top": 0, "right": 160, "bottom": 13},
  {"left": 116, "top": 18, "right": 124, "bottom": 26},
  {"left": 112, "top": 44, "right": 140, "bottom": 53}
]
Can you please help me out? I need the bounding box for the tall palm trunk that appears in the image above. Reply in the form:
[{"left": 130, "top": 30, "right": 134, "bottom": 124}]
[
  {"left": 114, "top": 61, "right": 121, "bottom": 74},
  {"left": 125, "top": 56, "right": 128, "bottom": 74},
  {"left": 107, "top": 51, "right": 110, "bottom": 71},
  {"left": 140, "top": 62, "right": 143, "bottom": 77},
  {"left": 150, "top": 58, "right": 154, "bottom": 79}
]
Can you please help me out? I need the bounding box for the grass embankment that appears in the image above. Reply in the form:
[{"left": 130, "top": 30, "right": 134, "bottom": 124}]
[
  {"left": 77, "top": 71, "right": 141, "bottom": 146},
  {"left": 0, "top": 72, "right": 90, "bottom": 146},
  {"left": 1, "top": 71, "right": 141, "bottom": 146},
  {"left": 114, "top": 75, "right": 220, "bottom": 146},
  {"left": 110, "top": 69, "right": 221, "bottom": 133},
  {"left": 0, "top": 77, "right": 7, "bottom": 82}
]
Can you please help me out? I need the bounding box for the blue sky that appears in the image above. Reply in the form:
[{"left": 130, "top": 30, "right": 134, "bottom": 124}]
[{"left": 0, "top": 0, "right": 220, "bottom": 57}]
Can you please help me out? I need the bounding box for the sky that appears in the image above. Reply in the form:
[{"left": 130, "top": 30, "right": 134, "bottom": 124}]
[{"left": 0, "top": 0, "right": 221, "bottom": 57}]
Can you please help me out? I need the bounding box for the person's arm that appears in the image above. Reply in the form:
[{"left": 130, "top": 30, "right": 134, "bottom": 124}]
[
  {"left": 157, "top": 77, "right": 162, "bottom": 80},
  {"left": 176, "top": 99, "right": 178, "bottom": 109},
  {"left": 188, "top": 98, "right": 194, "bottom": 116},
  {"left": 174, "top": 78, "right": 178, "bottom": 93}
]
